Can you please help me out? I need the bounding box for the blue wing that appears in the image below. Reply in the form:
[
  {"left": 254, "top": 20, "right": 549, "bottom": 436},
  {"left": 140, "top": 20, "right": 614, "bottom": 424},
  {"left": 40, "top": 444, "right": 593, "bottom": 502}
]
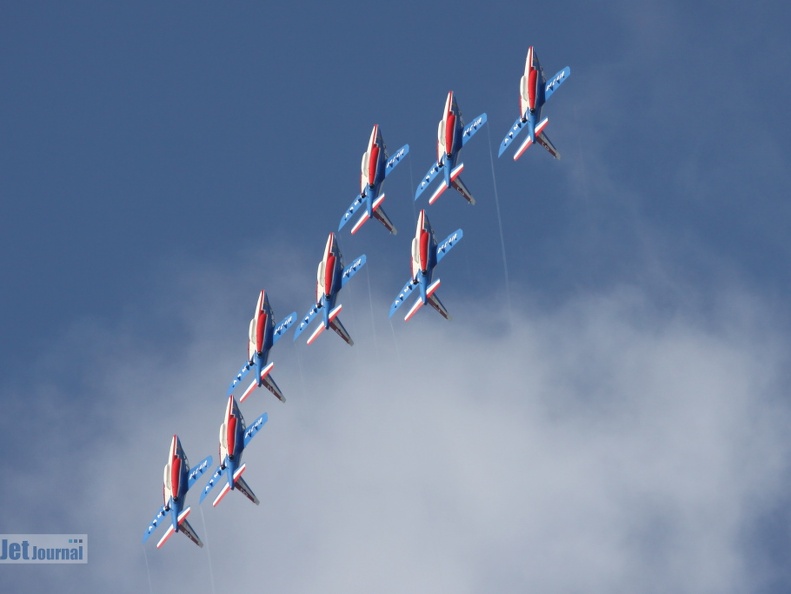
[
  {"left": 498, "top": 117, "right": 527, "bottom": 157},
  {"left": 293, "top": 303, "right": 322, "bottom": 340},
  {"left": 544, "top": 67, "right": 570, "bottom": 102},
  {"left": 389, "top": 278, "right": 419, "bottom": 317},
  {"left": 435, "top": 229, "right": 463, "bottom": 264},
  {"left": 273, "top": 312, "right": 297, "bottom": 345},
  {"left": 415, "top": 160, "right": 444, "bottom": 200},
  {"left": 199, "top": 464, "right": 225, "bottom": 504},
  {"left": 341, "top": 254, "right": 366, "bottom": 288},
  {"left": 187, "top": 455, "right": 213, "bottom": 490},
  {"left": 461, "top": 113, "right": 487, "bottom": 146},
  {"left": 228, "top": 360, "right": 254, "bottom": 395},
  {"left": 142, "top": 503, "right": 169, "bottom": 542},
  {"left": 339, "top": 193, "right": 366, "bottom": 231},
  {"left": 384, "top": 144, "right": 409, "bottom": 178},
  {"left": 243, "top": 412, "right": 268, "bottom": 448}
]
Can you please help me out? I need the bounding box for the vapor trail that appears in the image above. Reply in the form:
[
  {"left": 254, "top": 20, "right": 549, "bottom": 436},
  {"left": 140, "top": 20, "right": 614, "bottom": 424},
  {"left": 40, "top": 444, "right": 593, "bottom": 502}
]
[{"left": 486, "top": 124, "right": 513, "bottom": 319}]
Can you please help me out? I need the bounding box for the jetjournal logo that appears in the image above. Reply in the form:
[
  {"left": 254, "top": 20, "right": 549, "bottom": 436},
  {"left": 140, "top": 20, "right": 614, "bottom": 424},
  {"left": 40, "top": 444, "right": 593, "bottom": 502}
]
[{"left": 0, "top": 534, "right": 87, "bottom": 564}]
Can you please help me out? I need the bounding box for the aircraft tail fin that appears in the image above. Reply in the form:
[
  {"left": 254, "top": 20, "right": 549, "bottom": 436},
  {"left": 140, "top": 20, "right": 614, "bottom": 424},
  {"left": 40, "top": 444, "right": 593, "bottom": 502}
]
[
  {"left": 370, "top": 194, "right": 397, "bottom": 235},
  {"left": 535, "top": 130, "right": 560, "bottom": 159},
  {"left": 234, "top": 475, "right": 260, "bottom": 505},
  {"left": 450, "top": 175, "right": 476, "bottom": 205},
  {"left": 427, "top": 291, "right": 451, "bottom": 320},
  {"left": 328, "top": 306, "right": 354, "bottom": 346}
]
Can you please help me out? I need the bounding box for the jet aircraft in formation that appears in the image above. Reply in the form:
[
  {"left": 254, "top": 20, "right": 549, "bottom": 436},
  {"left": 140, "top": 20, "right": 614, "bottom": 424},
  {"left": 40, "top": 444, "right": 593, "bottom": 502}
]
[
  {"left": 200, "top": 396, "right": 268, "bottom": 507},
  {"left": 415, "top": 91, "right": 487, "bottom": 206},
  {"left": 499, "top": 46, "right": 571, "bottom": 160},
  {"left": 143, "top": 45, "right": 570, "bottom": 549},
  {"left": 390, "top": 209, "right": 463, "bottom": 321},
  {"left": 142, "top": 436, "right": 212, "bottom": 548},
  {"left": 293, "top": 232, "right": 366, "bottom": 346},
  {"left": 227, "top": 289, "right": 296, "bottom": 403},
  {"left": 338, "top": 124, "right": 409, "bottom": 236}
]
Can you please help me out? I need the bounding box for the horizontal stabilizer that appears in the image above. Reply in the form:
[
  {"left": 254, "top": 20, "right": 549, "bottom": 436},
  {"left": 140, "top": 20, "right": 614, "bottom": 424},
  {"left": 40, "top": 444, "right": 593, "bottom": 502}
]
[
  {"left": 514, "top": 117, "right": 549, "bottom": 161},
  {"left": 213, "top": 481, "right": 232, "bottom": 507},
  {"left": 428, "top": 180, "right": 449, "bottom": 205},
  {"left": 239, "top": 361, "right": 275, "bottom": 403},
  {"left": 404, "top": 296, "right": 425, "bottom": 322},
  {"left": 404, "top": 280, "right": 440, "bottom": 322},
  {"left": 350, "top": 210, "right": 370, "bottom": 235},
  {"left": 306, "top": 320, "right": 327, "bottom": 345}
]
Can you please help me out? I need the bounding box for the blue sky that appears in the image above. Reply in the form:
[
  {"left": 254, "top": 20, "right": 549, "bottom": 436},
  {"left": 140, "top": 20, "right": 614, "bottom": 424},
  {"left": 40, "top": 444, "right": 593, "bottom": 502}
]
[{"left": 2, "top": 1, "right": 791, "bottom": 592}]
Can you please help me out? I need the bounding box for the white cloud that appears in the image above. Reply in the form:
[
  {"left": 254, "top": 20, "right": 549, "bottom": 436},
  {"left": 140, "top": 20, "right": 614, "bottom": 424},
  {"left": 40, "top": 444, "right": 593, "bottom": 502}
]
[{"left": 1, "top": 265, "right": 786, "bottom": 593}]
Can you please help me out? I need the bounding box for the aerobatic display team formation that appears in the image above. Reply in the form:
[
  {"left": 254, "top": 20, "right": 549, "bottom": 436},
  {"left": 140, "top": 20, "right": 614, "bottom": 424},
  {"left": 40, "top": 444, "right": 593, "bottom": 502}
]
[{"left": 143, "top": 47, "right": 571, "bottom": 549}]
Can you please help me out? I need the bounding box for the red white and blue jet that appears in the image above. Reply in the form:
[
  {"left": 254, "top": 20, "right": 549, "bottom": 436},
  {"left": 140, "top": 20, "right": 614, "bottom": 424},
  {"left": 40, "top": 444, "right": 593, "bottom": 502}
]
[
  {"left": 142, "top": 435, "right": 212, "bottom": 549},
  {"left": 293, "top": 232, "right": 366, "bottom": 346},
  {"left": 227, "top": 290, "right": 296, "bottom": 404},
  {"left": 415, "top": 91, "right": 487, "bottom": 206},
  {"left": 200, "top": 396, "right": 267, "bottom": 508},
  {"left": 498, "top": 47, "right": 571, "bottom": 161},
  {"left": 338, "top": 124, "right": 409, "bottom": 235},
  {"left": 389, "top": 209, "right": 462, "bottom": 321}
]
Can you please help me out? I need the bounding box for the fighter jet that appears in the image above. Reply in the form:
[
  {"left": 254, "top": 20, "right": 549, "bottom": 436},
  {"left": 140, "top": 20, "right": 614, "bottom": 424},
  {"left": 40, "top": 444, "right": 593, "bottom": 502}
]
[
  {"left": 389, "top": 209, "right": 462, "bottom": 321},
  {"left": 200, "top": 396, "right": 267, "bottom": 508},
  {"left": 415, "top": 91, "right": 487, "bottom": 206},
  {"left": 293, "top": 232, "right": 366, "bottom": 346},
  {"left": 338, "top": 124, "right": 409, "bottom": 235},
  {"left": 227, "top": 290, "right": 296, "bottom": 403},
  {"left": 142, "top": 436, "right": 212, "bottom": 548},
  {"left": 499, "top": 46, "right": 571, "bottom": 160}
]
